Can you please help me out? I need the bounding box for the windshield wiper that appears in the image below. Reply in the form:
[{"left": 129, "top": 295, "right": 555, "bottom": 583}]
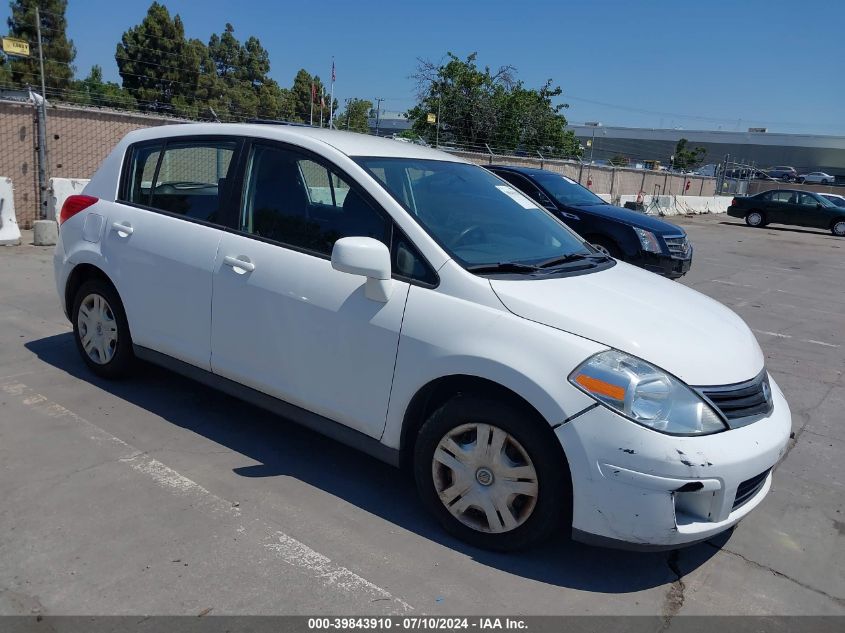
[
  {"left": 466, "top": 262, "right": 541, "bottom": 274},
  {"left": 537, "top": 253, "right": 611, "bottom": 268}
]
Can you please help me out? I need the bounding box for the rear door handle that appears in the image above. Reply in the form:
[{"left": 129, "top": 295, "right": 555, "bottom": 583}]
[
  {"left": 112, "top": 221, "right": 134, "bottom": 236},
  {"left": 223, "top": 255, "right": 255, "bottom": 273}
]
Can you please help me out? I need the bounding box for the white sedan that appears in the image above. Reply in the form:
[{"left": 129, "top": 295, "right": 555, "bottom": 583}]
[{"left": 797, "top": 171, "right": 835, "bottom": 184}]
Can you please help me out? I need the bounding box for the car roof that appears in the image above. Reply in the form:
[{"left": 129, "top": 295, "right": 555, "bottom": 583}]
[{"left": 119, "top": 122, "right": 465, "bottom": 162}]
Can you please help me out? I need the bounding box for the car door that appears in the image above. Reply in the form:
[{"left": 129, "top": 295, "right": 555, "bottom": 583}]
[
  {"left": 763, "top": 190, "right": 792, "bottom": 224},
  {"left": 796, "top": 192, "right": 829, "bottom": 228},
  {"left": 100, "top": 137, "right": 240, "bottom": 370},
  {"left": 210, "top": 141, "right": 411, "bottom": 438}
]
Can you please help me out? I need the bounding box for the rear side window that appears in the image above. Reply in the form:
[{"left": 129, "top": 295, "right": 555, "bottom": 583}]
[
  {"left": 768, "top": 191, "right": 793, "bottom": 203},
  {"left": 122, "top": 140, "right": 237, "bottom": 224}
]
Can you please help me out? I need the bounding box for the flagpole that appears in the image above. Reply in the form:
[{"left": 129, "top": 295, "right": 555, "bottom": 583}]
[
  {"left": 329, "top": 58, "right": 335, "bottom": 130},
  {"left": 310, "top": 82, "right": 314, "bottom": 126},
  {"left": 320, "top": 87, "right": 324, "bottom": 128}
]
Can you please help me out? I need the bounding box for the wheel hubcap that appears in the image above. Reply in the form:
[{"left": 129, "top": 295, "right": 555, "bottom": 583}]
[
  {"left": 77, "top": 293, "right": 118, "bottom": 365},
  {"left": 834, "top": 222, "right": 845, "bottom": 236},
  {"left": 593, "top": 243, "right": 611, "bottom": 256},
  {"left": 432, "top": 423, "right": 539, "bottom": 534},
  {"left": 749, "top": 213, "right": 761, "bottom": 225}
]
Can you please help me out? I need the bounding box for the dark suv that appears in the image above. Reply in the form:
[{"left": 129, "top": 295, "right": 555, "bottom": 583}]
[{"left": 488, "top": 165, "right": 693, "bottom": 279}]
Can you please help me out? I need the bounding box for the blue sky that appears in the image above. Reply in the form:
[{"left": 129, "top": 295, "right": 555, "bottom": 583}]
[{"left": 4, "top": 0, "right": 844, "bottom": 134}]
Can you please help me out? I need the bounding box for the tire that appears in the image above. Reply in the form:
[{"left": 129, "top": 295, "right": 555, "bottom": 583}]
[
  {"left": 832, "top": 220, "right": 845, "bottom": 237},
  {"left": 72, "top": 278, "right": 135, "bottom": 378},
  {"left": 781, "top": 175, "right": 790, "bottom": 182},
  {"left": 822, "top": 179, "right": 830, "bottom": 185},
  {"left": 590, "top": 237, "right": 622, "bottom": 258},
  {"left": 413, "top": 394, "right": 571, "bottom": 551},
  {"left": 745, "top": 211, "right": 764, "bottom": 227}
]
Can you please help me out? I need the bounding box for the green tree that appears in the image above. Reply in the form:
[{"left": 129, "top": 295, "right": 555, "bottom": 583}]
[
  {"left": 6, "top": 0, "right": 76, "bottom": 98},
  {"left": 609, "top": 153, "right": 630, "bottom": 167},
  {"left": 0, "top": 55, "right": 12, "bottom": 86},
  {"left": 337, "top": 98, "right": 373, "bottom": 133},
  {"left": 406, "top": 52, "right": 580, "bottom": 156},
  {"left": 115, "top": 2, "right": 200, "bottom": 112},
  {"left": 69, "top": 64, "right": 137, "bottom": 109},
  {"left": 290, "top": 68, "right": 325, "bottom": 123},
  {"left": 673, "top": 138, "right": 706, "bottom": 171}
]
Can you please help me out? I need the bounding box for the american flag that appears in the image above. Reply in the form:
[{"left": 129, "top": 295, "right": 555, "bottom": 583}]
[{"left": 331, "top": 61, "right": 336, "bottom": 83}]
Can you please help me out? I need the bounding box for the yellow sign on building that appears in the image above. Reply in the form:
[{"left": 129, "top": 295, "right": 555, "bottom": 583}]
[{"left": 2, "top": 37, "right": 30, "bottom": 57}]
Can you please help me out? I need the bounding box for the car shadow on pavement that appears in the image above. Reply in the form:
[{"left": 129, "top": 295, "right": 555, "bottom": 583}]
[
  {"left": 718, "top": 221, "right": 838, "bottom": 238},
  {"left": 26, "top": 333, "right": 724, "bottom": 594}
]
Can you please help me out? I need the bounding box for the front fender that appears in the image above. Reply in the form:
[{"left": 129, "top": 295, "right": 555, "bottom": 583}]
[{"left": 381, "top": 283, "right": 605, "bottom": 449}]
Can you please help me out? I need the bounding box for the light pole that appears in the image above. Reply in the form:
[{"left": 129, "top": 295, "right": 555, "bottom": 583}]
[
  {"left": 585, "top": 121, "right": 601, "bottom": 186},
  {"left": 374, "top": 97, "right": 384, "bottom": 136}
]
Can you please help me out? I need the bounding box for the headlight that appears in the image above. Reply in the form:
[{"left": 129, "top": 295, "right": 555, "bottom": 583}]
[
  {"left": 569, "top": 350, "right": 726, "bottom": 435},
  {"left": 633, "top": 227, "right": 662, "bottom": 253}
]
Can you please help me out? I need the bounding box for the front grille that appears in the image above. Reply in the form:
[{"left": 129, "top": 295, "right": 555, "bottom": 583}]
[
  {"left": 733, "top": 469, "right": 770, "bottom": 510},
  {"left": 663, "top": 234, "right": 690, "bottom": 259},
  {"left": 698, "top": 371, "right": 773, "bottom": 424}
]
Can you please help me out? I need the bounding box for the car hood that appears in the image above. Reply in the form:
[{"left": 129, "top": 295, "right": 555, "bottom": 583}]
[
  {"left": 489, "top": 262, "right": 764, "bottom": 386},
  {"left": 568, "top": 203, "right": 684, "bottom": 234}
]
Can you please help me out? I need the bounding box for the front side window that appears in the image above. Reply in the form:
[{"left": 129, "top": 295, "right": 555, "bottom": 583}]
[
  {"left": 240, "top": 144, "right": 389, "bottom": 256},
  {"left": 798, "top": 193, "right": 824, "bottom": 207},
  {"left": 355, "top": 158, "right": 594, "bottom": 269}
]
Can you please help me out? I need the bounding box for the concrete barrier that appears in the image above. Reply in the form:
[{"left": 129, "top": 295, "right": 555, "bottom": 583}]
[
  {"left": 49, "top": 177, "right": 90, "bottom": 221},
  {"left": 618, "top": 194, "right": 732, "bottom": 216},
  {"left": 0, "top": 177, "right": 22, "bottom": 246}
]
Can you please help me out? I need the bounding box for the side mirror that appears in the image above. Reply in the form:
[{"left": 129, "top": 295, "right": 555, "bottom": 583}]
[
  {"left": 331, "top": 237, "right": 393, "bottom": 302},
  {"left": 817, "top": 203, "right": 823, "bottom": 209}
]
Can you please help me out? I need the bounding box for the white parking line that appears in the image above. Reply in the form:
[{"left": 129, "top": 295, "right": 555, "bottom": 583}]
[
  {"left": 754, "top": 330, "right": 792, "bottom": 339},
  {"left": 0, "top": 380, "right": 414, "bottom": 613},
  {"left": 752, "top": 331, "right": 840, "bottom": 349},
  {"left": 804, "top": 340, "right": 840, "bottom": 349}
]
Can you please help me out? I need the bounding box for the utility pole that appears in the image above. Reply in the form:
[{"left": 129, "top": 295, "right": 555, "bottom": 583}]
[
  {"left": 374, "top": 97, "right": 384, "bottom": 136},
  {"left": 585, "top": 121, "right": 601, "bottom": 185},
  {"left": 35, "top": 7, "right": 47, "bottom": 100},
  {"left": 35, "top": 7, "right": 49, "bottom": 219},
  {"left": 345, "top": 98, "right": 351, "bottom": 130},
  {"left": 436, "top": 95, "right": 441, "bottom": 148}
]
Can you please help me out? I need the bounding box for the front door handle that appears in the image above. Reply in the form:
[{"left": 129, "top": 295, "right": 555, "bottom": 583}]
[
  {"left": 112, "top": 221, "right": 134, "bottom": 236},
  {"left": 223, "top": 255, "right": 255, "bottom": 273}
]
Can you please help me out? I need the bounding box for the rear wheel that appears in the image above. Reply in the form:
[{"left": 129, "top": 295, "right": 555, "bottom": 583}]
[
  {"left": 745, "top": 211, "right": 764, "bottom": 227},
  {"left": 413, "top": 394, "right": 571, "bottom": 551},
  {"left": 832, "top": 221, "right": 845, "bottom": 237},
  {"left": 72, "top": 279, "right": 134, "bottom": 378}
]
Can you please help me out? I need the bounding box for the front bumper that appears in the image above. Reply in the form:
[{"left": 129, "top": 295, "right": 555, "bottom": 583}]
[
  {"left": 556, "top": 375, "right": 791, "bottom": 550},
  {"left": 632, "top": 251, "right": 692, "bottom": 279}
]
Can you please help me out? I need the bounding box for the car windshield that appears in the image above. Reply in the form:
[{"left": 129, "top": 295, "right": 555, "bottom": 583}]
[
  {"left": 354, "top": 158, "right": 593, "bottom": 268},
  {"left": 816, "top": 194, "right": 836, "bottom": 207},
  {"left": 530, "top": 172, "right": 608, "bottom": 206}
]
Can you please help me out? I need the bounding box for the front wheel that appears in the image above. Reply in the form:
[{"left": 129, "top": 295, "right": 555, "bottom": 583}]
[
  {"left": 590, "top": 237, "right": 622, "bottom": 258},
  {"left": 72, "top": 279, "right": 135, "bottom": 378},
  {"left": 745, "top": 211, "right": 764, "bottom": 227},
  {"left": 413, "top": 394, "right": 571, "bottom": 551},
  {"left": 832, "top": 221, "right": 845, "bottom": 237}
]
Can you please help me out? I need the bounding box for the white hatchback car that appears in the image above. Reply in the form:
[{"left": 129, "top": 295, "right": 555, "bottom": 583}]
[{"left": 54, "top": 124, "right": 791, "bottom": 551}]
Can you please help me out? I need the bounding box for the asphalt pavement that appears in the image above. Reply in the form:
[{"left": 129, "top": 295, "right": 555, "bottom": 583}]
[{"left": 0, "top": 214, "right": 842, "bottom": 617}]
